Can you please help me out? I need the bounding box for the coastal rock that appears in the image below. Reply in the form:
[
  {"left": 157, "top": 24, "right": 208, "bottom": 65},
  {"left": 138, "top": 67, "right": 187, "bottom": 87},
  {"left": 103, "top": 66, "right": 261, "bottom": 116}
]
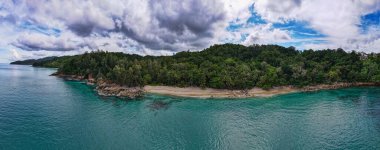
[
  {"left": 96, "top": 83, "right": 144, "bottom": 98},
  {"left": 51, "top": 73, "right": 380, "bottom": 99},
  {"left": 52, "top": 72, "right": 144, "bottom": 99},
  {"left": 301, "top": 82, "right": 379, "bottom": 92},
  {"left": 50, "top": 72, "right": 59, "bottom": 76},
  {"left": 51, "top": 73, "right": 84, "bottom": 81}
]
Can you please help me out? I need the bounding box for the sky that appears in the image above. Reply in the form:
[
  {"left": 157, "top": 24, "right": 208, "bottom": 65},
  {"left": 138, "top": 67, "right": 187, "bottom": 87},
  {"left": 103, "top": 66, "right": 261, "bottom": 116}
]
[{"left": 0, "top": 0, "right": 380, "bottom": 63}]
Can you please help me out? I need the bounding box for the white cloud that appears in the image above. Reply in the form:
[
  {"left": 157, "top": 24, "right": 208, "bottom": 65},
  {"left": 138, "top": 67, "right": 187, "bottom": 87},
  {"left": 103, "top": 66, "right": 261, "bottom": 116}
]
[
  {"left": 12, "top": 32, "right": 84, "bottom": 51},
  {"left": 10, "top": 49, "right": 21, "bottom": 60},
  {"left": 223, "top": 0, "right": 254, "bottom": 24},
  {"left": 252, "top": 0, "right": 380, "bottom": 51},
  {"left": 243, "top": 24, "right": 292, "bottom": 45},
  {"left": 221, "top": 24, "right": 292, "bottom": 45}
]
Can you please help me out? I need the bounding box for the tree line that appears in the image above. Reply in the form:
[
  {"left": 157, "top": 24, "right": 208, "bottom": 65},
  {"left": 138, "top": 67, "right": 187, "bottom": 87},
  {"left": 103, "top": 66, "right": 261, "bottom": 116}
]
[{"left": 31, "top": 44, "right": 380, "bottom": 89}]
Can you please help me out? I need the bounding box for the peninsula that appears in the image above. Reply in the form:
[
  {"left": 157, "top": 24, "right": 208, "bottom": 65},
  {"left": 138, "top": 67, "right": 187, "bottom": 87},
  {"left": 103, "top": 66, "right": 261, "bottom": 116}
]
[{"left": 12, "top": 44, "right": 380, "bottom": 98}]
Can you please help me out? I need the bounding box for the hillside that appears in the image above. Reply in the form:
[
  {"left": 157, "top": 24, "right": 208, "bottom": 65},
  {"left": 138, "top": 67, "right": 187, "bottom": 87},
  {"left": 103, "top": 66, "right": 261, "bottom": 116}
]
[
  {"left": 10, "top": 56, "right": 57, "bottom": 65},
  {"left": 12, "top": 44, "right": 380, "bottom": 90}
]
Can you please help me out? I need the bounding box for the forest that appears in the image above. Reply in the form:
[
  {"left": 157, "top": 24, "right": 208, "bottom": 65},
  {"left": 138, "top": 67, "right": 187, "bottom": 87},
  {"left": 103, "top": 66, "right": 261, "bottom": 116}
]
[{"left": 20, "top": 44, "right": 380, "bottom": 89}]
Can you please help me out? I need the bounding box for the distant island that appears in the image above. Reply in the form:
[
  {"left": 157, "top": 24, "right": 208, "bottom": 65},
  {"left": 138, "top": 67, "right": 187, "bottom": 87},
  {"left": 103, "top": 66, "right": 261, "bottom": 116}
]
[
  {"left": 10, "top": 56, "right": 57, "bottom": 65},
  {"left": 11, "top": 44, "right": 380, "bottom": 98}
]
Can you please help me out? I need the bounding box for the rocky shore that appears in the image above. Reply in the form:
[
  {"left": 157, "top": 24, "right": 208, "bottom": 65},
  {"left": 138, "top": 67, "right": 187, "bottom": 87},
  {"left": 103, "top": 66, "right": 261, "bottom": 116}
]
[
  {"left": 50, "top": 72, "right": 84, "bottom": 81},
  {"left": 51, "top": 73, "right": 379, "bottom": 99},
  {"left": 301, "top": 82, "right": 380, "bottom": 92},
  {"left": 51, "top": 73, "right": 144, "bottom": 98},
  {"left": 95, "top": 81, "right": 143, "bottom": 98}
]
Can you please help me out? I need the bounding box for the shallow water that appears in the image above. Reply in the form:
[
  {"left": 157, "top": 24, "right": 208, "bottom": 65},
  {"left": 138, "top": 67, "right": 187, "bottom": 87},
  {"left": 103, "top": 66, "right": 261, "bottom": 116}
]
[{"left": 0, "top": 64, "right": 380, "bottom": 149}]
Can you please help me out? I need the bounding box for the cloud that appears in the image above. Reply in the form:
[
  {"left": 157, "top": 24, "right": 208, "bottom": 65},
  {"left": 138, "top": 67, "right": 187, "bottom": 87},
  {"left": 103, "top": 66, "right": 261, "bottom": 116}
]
[
  {"left": 252, "top": 0, "right": 380, "bottom": 50},
  {"left": 222, "top": 23, "right": 292, "bottom": 45},
  {"left": 253, "top": 0, "right": 302, "bottom": 22},
  {"left": 12, "top": 32, "right": 85, "bottom": 51},
  {"left": 243, "top": 24, "right": 292, "bottom": 45},
  {"left": 304, "top": 26, "right": 380, "bottom": 52},
  {"left": 6, "top": 0, "right": 229, "bottom": 52},
  {"left": 0, "top": 0, "right": 379, "bottom": 62},
  {"left": 115, "top": 0, "right": 227, "bottom": 51},
  {"left": 10, "top": 49, "right": 21, "bottom": 60}
]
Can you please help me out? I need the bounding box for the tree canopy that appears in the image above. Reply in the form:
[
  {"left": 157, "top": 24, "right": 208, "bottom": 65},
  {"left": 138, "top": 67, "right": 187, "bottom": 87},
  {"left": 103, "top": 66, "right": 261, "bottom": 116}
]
[{"left": 22, "top": 44, "right": 380, "bottom": 89}]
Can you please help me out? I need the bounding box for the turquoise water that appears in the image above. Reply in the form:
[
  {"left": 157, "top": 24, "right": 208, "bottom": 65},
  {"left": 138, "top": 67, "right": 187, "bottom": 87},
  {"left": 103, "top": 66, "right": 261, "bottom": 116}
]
[{"left": 0, "top": 64, "right": 380, "bottom": 150}]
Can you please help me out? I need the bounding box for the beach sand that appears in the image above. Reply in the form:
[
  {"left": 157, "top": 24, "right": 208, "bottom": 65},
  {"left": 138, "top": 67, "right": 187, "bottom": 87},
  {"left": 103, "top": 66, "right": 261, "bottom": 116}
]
[
  {"left": 144, "top": 82, "right": 379, "bottom": 98},
  {"left": 144, "top": 85, "right": 298, "bottom": 98}
]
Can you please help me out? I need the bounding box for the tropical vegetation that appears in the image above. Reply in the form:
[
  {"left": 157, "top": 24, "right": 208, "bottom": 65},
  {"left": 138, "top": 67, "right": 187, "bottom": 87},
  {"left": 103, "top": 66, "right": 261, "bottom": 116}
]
[{"left": 13, "top": 44, "right": 380, "bottom": 89}]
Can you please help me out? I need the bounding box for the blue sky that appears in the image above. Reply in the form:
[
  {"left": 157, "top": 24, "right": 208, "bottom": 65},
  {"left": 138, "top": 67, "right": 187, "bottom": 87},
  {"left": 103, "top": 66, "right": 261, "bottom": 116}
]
[{"left": 0, "top": 0, "right": 380, "bottom": 63}]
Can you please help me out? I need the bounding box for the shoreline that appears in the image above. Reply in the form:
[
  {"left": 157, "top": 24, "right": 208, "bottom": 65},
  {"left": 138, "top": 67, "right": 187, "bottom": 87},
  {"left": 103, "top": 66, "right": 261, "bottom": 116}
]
[
  {"left": 144, "top": 85, "right": 298, "bottom": 98},
  {"left": 144, "top": 82, "right": 380, "bottom": 98},
  {"left": 51, "top": 74, "right": 380, "bottom": 99}
]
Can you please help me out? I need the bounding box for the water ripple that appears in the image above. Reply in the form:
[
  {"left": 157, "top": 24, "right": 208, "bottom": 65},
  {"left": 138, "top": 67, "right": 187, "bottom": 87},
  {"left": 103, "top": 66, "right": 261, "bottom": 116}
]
[{"left": 0, "top": 64, "right": 380, "bottom": 149}]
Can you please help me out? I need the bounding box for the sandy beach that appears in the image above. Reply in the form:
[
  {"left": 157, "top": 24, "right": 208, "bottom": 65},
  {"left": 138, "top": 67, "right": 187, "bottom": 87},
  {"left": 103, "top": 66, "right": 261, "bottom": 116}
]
[
  {"left": 144, "top": 82, "right": 379, "bottom": 98},
  {"left": 144, "top": 85, "right": 298, "bottom": 98},
  {"left": 53, "top": 73, "right": 379, "bottom": 99}
]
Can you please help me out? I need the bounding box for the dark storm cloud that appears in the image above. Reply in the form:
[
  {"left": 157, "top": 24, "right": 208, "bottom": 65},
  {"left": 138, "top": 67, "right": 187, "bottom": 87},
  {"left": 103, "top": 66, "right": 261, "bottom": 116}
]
[
  {"left": 55, "top": 0, "right": 226, "bottom": 51},
  {"left": 4, "top": 0, "right": 228, "bottom": 53},
  {"left": 68, "top": 22, "right": 95, "bottom": 37},
  {"left": 113, "top": 0, "right": 226, "bottom": 51},
  {"left": 151, "top": 0, "right": 225, "bottom": 36},
  {"left": 2, "top": 0, "right": 229, "bottom": 53}
]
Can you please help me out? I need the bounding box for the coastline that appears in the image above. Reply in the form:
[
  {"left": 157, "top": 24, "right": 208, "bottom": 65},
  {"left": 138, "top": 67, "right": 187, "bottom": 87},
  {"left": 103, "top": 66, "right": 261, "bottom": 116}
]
[
  {"left": 144, "top": 82, "right": 380, "bottom": 98},
  {"left": 51, "top": 73, "right": 379, "bottom": 99},
  {"left": 144, "top": 85, "right": 297, "bottom": 98}
]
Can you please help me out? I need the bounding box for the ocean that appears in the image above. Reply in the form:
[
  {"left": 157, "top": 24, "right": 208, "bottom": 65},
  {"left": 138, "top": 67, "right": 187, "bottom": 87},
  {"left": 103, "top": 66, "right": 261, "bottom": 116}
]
[{"left": 0, "top": 64, "right": 379, "bottom": 149}]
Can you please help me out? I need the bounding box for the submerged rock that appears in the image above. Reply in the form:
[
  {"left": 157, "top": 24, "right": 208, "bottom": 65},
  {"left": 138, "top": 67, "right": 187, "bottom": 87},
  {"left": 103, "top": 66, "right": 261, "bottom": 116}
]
[{"left": 147, "top": 101, "right": 170, "bottom": 110}]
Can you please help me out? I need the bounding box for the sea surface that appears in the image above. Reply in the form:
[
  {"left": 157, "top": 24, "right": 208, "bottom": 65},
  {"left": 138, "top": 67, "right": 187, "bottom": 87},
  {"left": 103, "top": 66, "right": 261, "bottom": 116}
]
[{"left": 0, "top": 64, "right": 380, "bottom": 150}]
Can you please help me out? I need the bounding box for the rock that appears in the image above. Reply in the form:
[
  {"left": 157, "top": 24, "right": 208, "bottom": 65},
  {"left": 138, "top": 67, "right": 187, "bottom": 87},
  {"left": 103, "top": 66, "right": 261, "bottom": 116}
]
[
  {"left": 95, "top": 83, "right": 144, "bottom": 98},
  {"left": 301, "top": 82, "right": 379, "bottom": 92},
  {"left": 53, "top": 74, "right": 144, "bottom": 99},
  {"left": 50, "top": 72, "right": 59, "bottom": 76}
]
